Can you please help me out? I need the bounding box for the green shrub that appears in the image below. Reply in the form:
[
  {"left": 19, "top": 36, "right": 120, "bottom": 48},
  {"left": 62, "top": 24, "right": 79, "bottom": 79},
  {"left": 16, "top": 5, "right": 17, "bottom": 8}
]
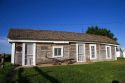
[
  {"left": 0, "top": 62, "right": 15, "bottom": 83},
  {"left": 117, "top": 57, "right": 125, "bottom": 60}
]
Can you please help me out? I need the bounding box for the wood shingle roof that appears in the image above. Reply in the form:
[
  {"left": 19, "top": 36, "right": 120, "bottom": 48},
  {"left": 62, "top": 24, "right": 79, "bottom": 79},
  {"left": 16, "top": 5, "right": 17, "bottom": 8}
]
[{"left": 8, "top": 29, "right": 117, "bottom": 44}]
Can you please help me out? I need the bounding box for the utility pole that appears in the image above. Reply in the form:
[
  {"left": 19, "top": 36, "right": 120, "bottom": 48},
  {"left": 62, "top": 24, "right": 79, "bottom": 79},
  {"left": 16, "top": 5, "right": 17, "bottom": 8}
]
[{"left": 82, "top": 28, "right": 84, "bottom": 33}]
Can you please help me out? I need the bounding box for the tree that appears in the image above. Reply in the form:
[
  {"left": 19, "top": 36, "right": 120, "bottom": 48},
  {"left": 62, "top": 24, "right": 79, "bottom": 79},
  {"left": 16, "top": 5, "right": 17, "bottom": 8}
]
[{"left": 86, "top": 26, "right": 117, "bottom": 41}]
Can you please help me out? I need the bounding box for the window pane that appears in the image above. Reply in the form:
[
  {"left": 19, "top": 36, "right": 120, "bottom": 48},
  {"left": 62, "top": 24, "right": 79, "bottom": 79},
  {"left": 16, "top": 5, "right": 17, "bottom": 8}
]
[
  {"left": 91, "top": 46, "right": 95, "bottom": 58},
  {"left": 26, "top": 44, "right": 33, "bottom": 55},
  {"left": 92, "top": 52, "right": 95, "bottom": 58},
  {"left": 116, "top": 47, "right": 119, "bottom": 51},
  {"left": 54, "top": 48, "right": 62, "bottom": 56},
  {"left": 78, "top": 45, "right": 83, "bottom": 54},
  {"left": 107, "top": 47, "right": 110, "bottom": 58},
  {"left": 54, "top": 48, "right": 58, "bottom": 56},
  {"left": 58, "top": 48, "right": 61, "bottom": 55}
]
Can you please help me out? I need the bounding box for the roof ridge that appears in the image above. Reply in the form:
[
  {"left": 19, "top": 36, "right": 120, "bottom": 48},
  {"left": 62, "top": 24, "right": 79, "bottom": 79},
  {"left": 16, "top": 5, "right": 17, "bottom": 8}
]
[
  {"left": 9, "top": 28, "right": 110, "bottom": 38},
  {"left": 10, "top": 28, "right": 86, "bottom": 34}
]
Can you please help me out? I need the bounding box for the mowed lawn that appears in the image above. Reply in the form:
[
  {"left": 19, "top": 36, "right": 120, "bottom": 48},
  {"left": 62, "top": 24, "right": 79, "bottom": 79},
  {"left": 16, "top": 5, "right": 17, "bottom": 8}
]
[
  {"left": 15, "top": 59, "right": 125, "bottom": 83},
  {"left": 1, "top": 59, "right": 125, "bottom": 83}
]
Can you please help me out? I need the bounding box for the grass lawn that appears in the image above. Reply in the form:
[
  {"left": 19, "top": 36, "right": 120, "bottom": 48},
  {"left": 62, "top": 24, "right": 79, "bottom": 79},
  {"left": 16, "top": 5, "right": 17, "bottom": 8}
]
[
  {"left": 15, "top": 59, "right": 125, "bottom": 83},
  {"left": 0, "top": 62, "right": 15, "bottom": 83},
  {"left": 1, "top": 59, "right": 125, "bottom": 83}
]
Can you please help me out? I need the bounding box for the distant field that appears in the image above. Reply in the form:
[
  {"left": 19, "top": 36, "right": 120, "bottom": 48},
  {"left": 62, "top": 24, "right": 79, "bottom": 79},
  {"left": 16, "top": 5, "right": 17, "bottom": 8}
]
[{"left": 1, "top": 59, "right": 125, "bottom": 83}]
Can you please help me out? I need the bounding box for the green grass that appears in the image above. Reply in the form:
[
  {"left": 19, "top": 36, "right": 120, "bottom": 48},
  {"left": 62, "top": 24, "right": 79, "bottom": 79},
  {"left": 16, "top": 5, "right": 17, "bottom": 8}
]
[
  {"left": 15, "top": 59, "right": 125, "bottom": 83},
  {"left": 1, "top": 59, "right": 125, "bottom": 83},
  {"left": 0, "top": 62, "right": 15, "bottom": 83}
]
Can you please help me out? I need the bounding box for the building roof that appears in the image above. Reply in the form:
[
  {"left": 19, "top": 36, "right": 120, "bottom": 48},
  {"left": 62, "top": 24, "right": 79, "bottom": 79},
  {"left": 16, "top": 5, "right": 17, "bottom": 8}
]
[{"left": 8, "top": 28, "right": 118, "bottom": 44}]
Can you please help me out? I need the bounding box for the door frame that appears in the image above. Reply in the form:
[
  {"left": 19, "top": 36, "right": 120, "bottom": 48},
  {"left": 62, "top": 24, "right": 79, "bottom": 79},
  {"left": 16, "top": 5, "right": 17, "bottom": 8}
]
[
  {"left": 22, "top": 43, "right": 36, "bottom": 66},
  {"left": 76, "top": 43, "right": 86, "bottom": 62},
  {"left": 105, "top": 45, "right": 112, "bottom": 59}
]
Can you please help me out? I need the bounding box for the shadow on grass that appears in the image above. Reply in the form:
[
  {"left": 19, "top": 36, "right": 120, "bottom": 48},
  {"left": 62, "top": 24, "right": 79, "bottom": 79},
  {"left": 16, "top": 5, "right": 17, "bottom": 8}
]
[
  {"left": 112, "top": 80, "right": 119, "bottom": 83},
  {"left": 33, "top": 67, "right": 60, "bottom": 83},
  {"left": 17, "top": 68, "right": 30, "bottom": 83}
]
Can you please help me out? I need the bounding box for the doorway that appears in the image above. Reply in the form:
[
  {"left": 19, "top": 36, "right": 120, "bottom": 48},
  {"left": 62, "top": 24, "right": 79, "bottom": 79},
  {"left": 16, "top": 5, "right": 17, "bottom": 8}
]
[
  {"left": 76, "top": 43, "right": 85, "bottom": 62},
  {"left": 25, "top": 43, "right": 33, "bottom": 65}
]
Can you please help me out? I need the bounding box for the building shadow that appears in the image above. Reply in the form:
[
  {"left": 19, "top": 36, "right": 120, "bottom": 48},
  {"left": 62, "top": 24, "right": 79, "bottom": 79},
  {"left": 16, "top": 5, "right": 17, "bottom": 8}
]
[
  {"left": 17, "top": 68, "right": 30, "bottom": 83},
  {"left": 112, "top": 80, "right": 119, "bottom": 83},
  {"left": 33, "top": 67, "right": 60, "bottom": 83}
]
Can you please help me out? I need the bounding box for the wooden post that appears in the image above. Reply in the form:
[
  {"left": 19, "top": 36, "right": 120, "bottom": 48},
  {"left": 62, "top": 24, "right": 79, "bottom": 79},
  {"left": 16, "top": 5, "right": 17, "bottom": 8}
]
[
  {"left": 0, "top": 53, "right": 5, "bottom": 68},
  {"left": 1, "top": 53, "right": 5, "bottom": 68},
  {"left": 0, "top": 54, "right": 2, "bottom": 68},
  {"left": 33, "top": 43, "right": 36, "bottom": 66},
  {"left": 11, "top": 43, "right": 15, "bottom": 64}
]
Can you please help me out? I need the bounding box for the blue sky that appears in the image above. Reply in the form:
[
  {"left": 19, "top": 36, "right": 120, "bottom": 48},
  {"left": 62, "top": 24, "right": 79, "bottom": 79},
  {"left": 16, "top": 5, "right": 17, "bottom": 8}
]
[{"left": 0, "top": 0, "right": 125, "bottom": 53}]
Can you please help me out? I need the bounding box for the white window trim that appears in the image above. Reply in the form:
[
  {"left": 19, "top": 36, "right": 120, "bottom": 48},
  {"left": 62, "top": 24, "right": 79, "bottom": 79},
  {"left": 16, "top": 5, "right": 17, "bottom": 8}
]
[
  {"left": 106, "top": 46, "right": 112, "bottom": 59},
  {"left": 89, "top": 44, "right": 97, "bottom": 59},
  {"left": 115, "top": 47, "right": 117, "bottom": 60},
  {"left": 52, "top": 46, "right": 63, "bottom": 58},
  {"left": 76, "top": 43, "right": 86, "bottom": 62}
]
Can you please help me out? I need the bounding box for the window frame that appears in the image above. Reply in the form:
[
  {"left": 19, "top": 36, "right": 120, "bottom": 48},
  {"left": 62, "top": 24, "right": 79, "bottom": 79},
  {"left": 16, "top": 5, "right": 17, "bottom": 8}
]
[
  {"left": 106, "top": 46, "right": 112, "bottom": 59},
  {"left": 52, "top": 46, "right": 63, "bottom": 58},
  {"left": 15, "top": 43, "right": 22, "bottom": 53},
  {"left": 89, "top": 44, "right": 97, "bottom": 59}
]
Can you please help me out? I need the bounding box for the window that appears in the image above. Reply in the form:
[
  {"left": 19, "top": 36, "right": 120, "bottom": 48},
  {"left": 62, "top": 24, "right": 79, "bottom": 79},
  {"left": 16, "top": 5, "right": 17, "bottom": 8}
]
[
  {"left": 106, "top": 46, "right": 112, "bottom": 59},
  {"left": 77, "top": 44, "right": 85, "bottom": 62},
  {"left": 116, "top": 47, "right": 119, "bottom": 52},
  {"left": 15, "top": 43, "right": 22, "bottom": 53},
  {"left": 90, "top": 44, "right": 96, "bottom": 59},
  {"left": 26, "top": 43, "right": 33, "bottom": 55},
  {"left": 78, "top": 44, "right": 84, "bottom": 55},
  {"left": 53, "top": 46, "right": 63, "bottom": 57}
]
